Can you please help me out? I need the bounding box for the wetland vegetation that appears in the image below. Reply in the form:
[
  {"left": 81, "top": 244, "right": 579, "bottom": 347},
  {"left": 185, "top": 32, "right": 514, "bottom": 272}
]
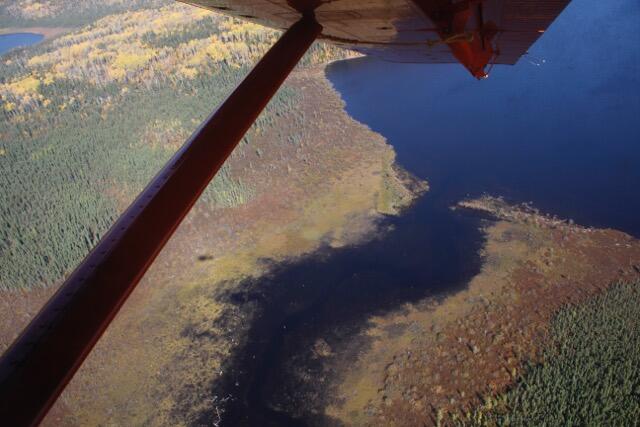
[{"left": 325, "top": 197, "right": 640, "bottom": 426}]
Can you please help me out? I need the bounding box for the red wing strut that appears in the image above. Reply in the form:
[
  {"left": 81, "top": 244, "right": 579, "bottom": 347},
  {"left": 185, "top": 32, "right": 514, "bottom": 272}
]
[{"left": 0, "top": 16, "right": 321, "bottom": 427}]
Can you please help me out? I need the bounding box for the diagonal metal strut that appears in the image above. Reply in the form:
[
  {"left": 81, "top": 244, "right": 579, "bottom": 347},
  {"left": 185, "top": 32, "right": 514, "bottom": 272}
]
[{"left": 0, "top": 15, "right": 322, "bottom": 427}]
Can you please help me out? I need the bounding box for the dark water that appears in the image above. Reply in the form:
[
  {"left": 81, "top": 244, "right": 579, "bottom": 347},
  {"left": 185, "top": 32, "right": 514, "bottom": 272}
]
[
  {"left": 214, "top": 0, "right": 640, "bottom": 425},
  {"left": 210, "top": 200, "right": 484, "bottom": 425},
  {"left": 0, "top": 33, "right": 43, "bottom": 55}
]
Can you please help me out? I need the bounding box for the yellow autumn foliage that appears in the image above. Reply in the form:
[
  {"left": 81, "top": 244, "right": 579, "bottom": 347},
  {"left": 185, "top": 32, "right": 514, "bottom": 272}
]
[
  {"left": 6, "top": 76, "right": 41, "bottom": 95},
  {"left": 113, "top": 49, "right": 156, "bottom": 70},
  {"left": 0, "top": 1, "right": 349, "bottom": 114}
]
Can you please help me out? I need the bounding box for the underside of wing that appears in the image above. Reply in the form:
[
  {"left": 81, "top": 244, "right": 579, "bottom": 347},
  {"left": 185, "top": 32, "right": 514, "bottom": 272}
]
[
  {"left": 179, "top": 0, "right": 570, "bottom": 77},
  {"left": 179, "top": 0, "right": 570, "bottom": 78}
]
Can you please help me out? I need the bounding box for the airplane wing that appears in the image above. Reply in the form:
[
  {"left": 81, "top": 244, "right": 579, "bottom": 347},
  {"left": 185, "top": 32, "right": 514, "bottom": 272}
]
[{"left": 181, "top": 0, "right": 570, "bottom": 78}]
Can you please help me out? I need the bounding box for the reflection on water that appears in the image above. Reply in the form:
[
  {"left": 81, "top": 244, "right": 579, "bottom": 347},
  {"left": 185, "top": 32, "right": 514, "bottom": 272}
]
[
  {"left": 217, "top": 0, "right": 640, "bottom": 424},
  {"left": 0, "top": 33, "right": 44, "bottom": 55}
]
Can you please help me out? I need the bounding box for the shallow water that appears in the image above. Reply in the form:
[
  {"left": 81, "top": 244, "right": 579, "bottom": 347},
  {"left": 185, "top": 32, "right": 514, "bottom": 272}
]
[
  {"left": 212, "top": 198, "right": 485, "bottom": 425},
  {"left": 0, "top": 33, "right": 43, "bottom": 55},
  {"left": 215, "top": 0, "right": 640, "bottom": 425}
]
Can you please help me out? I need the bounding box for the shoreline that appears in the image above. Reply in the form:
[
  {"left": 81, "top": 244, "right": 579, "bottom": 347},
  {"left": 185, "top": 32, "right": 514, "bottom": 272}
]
[
  {"left": 0, "top": 26, "right": 72, "bottom": 40},
  {"left": 324, "top": 197, "right": 640, "bottom": 425}
]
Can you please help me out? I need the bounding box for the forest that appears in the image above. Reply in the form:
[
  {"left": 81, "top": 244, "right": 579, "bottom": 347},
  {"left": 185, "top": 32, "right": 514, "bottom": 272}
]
[
  {"left": 0, "top": 2, "right": 350, "bottom": 290},
  {"left": 467, "top": 280, "right": 640, "bottom": 426},
  {"left": 0, "top": 0, "right": 168, "bottom": 27}
]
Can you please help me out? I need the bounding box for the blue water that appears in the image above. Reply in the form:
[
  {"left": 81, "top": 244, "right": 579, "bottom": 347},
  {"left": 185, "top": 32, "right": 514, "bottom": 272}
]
[
  {"left": 0, "top": 33, "right": 43, "bottom": 55},
  {"left": 328, "top": 0, "right": 640, "bottom": 237},
  {"left": 211, "top": 0, "right": 640, "bottom": 424}
]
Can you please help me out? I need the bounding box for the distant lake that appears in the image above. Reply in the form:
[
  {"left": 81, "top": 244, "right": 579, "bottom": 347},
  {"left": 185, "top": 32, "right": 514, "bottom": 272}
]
[{"left": 0, "top": 33, "right": 43, "bottom": 55}]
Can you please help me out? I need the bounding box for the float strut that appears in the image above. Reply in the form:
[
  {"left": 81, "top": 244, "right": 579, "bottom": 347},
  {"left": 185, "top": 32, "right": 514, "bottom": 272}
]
[{"left": 0, "top": 15, "right": 322, "bottom": 427}]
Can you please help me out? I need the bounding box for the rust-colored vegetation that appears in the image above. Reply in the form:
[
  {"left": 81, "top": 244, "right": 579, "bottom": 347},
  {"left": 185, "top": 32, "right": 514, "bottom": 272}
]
[{"left": 326, "top": 196, "right": 640, "bottom": 426}]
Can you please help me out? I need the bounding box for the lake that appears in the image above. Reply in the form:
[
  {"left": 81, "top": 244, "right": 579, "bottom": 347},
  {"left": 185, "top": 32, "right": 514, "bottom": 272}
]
[
  {"left": 329, "top": 0, "right": 640, "bottom": 238},
  {"left": 0, "top": 33, "right": 43, "bottom": 55},
  {"left": 216, "top": 0, "right": 640, "bottom": 424}
]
